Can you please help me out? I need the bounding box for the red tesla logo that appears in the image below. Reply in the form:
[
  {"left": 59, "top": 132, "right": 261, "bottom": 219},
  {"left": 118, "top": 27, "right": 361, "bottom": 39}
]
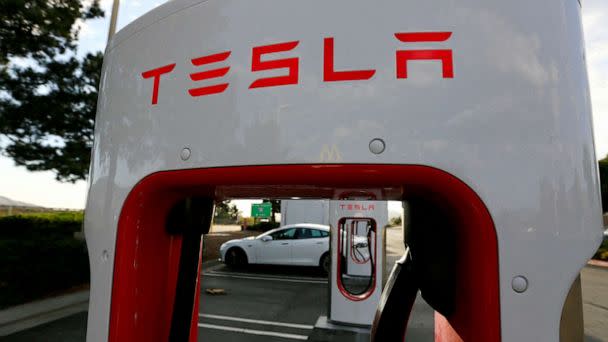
[
  {"left": 141, "top": 31, "right": 454, "bottom": 105},
  {"left": 188, "top": 51, "right": 231, "bottom": 97},
  {"left": 395, "top": 32, "right": 453, "bottom": 79},
  {"left": 250, "top": 41, "right": 300, "bottom": 89}
]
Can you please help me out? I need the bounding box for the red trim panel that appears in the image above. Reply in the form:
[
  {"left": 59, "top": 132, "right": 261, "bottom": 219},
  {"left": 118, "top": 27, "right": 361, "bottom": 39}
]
[
  {"left": 189, "top": 239, "right": 203, "bottom": 342},
  {"left": 108, "top": 164, "right": 499, "bottom": 342}
]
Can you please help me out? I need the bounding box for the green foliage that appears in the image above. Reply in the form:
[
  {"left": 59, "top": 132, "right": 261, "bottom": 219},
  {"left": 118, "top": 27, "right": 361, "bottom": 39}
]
[
  {"left": 593, "top": 238, "right": 608, "bottom": 261},
  {"left": 0, "top": 212, "right": 88, "bottom": 308},
  {"left": 0, "top": 0, "right": 103, "bottom": 63},
  {"left": 263, "top": 199, "right": 280, "bottom": 222},
  {"left": 0, "top": 0, "right": 104, "bottom": 182},
  {"left": 7, "top": 210, "right": 83, "bottom": 221},
  {"left": 214, "top": 201, "right": 240, "bottom": 224},
  {"left": 240, "top": 217, "right": 255, "bottom": 227},
  {"left": 0, "top": 52, "right": 103, "bottom": 182},
  {"left": 0, "top": 207, "right": 45, "bottom": 217},
  {"left": 246, "top": 221, "right": 280, "bottom": 232},
  {"left": 0, "top": 212, "right": 83, "bottom": 238},
  {"left": 389, "top": 216, "right": 403, "bottom": 227}
]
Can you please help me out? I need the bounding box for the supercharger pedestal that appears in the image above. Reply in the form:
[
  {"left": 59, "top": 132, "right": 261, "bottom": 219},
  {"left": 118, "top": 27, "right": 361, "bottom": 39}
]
[
  {"left": 85, "top": 0, "right": 602, "bottom": 341},
  {"left": 328, "top": 201, "right": 387, "bottom": 327}
]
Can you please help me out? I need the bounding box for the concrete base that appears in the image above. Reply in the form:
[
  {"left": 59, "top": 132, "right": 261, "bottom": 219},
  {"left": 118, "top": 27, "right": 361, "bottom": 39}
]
[{"left": 308, "top": 316, "right": 370, "bottom": 342}]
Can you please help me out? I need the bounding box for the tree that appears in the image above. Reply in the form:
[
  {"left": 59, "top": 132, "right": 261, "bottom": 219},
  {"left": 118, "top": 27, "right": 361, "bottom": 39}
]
[
  {"left": 0, "top": 0, "right": 103, "bottom": 64},
  {"left": 599, "top": 155, "right": 608, "bottom": 213},
  {"left": 0, "top": 53, "right": 103, "bottom": 182},
  {"left": 214, "top": 200, "right": 240, "bottom": 224},
  {"left": 0, "top": 0, "right": 104, "bottom": 182},
  {"left": 389, "top": 216, "right": 402, "bottom": 227},
  {"left": 263, "top": 199, "right": 281, "bottom": 223}
]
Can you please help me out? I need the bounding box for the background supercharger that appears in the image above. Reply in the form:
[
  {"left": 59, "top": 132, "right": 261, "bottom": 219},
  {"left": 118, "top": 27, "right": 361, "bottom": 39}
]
[
  {"left": 84, "top": 0, "right": 604, "bottom": 341},
  {"left": 329, "top": 200, "right": 387, "bottom": 326}
]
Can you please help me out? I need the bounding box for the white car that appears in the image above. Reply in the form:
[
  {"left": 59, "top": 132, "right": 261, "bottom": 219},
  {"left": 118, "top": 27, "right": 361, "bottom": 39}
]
[{"left": 219, "top": 223, "right": 331, "bottom": 273}]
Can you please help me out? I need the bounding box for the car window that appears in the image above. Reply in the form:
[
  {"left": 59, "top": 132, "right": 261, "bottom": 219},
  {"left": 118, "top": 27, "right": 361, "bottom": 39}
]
[
  {"left": 270, "top": 228, "right": 297, "bottom": 240},
  {"left": 307, "top": 229, "right": 322, "bottom": 238},
  {"left": 294, "top": 228, "right": 328, "bottom": 239},
  {"left": 295, "top": 228, "right": 314, "bottom": 239},
  {"left": 308, "top": 229, "right": 326, "bottom": 238}
]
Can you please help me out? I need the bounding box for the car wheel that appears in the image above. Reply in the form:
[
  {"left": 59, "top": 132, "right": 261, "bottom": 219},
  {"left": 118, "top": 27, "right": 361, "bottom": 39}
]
[
  {"left": 320, "top": 253, "right": 331, "bottom": 275},
  {"left": 225, "top": 247, "right": 248, "bottom": 269}
]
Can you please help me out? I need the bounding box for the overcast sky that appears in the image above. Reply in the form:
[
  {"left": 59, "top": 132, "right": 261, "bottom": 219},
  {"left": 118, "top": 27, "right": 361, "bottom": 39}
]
[{"left": 1, "top": 0, "right": 607, "bottom": 211}]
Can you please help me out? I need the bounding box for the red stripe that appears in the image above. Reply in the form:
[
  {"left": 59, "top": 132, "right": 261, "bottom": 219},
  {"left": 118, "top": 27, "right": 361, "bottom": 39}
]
[
  {"left": 189, "top": 240, "right": 203, "bottom": 342},
  {"left": 191, "top": 51, "right": 231, "bottom": 66},
  {"left": 395, "top": 32, "right": 452, "bottom": 42},
  {"left": 323, "top": 37, "right": 376, "bottom": 82},
  {"left": 188, "top": 83, "right": 229, "bottom": 97},
  {"left": 189, "top": 67, "right": 230, "bottom": 82}
]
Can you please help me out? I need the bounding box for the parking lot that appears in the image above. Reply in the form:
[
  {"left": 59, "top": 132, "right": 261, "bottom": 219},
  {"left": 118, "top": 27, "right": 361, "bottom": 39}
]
[
  {"left": 198, "top": 264, "right": 328, "bottom": 341},
  {"left": 1, "top": 226, "right": 606, "bottom": 341},
  {"left": 196, "top": 226, "right": 412, "bottom": 341},
  {"left": 0, "top": 227, "right": 410, "bottom": 342}
]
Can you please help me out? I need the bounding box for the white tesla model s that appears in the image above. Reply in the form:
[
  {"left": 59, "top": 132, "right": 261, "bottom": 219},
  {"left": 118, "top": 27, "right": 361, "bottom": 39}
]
[{"left": 219, "top": 223, "right": 330, "bottom": 273}]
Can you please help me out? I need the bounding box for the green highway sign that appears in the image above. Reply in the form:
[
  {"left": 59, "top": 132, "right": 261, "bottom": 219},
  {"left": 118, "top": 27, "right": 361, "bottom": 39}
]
[{"left": 251, "top": 203, "right": 272, "bottom": 218}]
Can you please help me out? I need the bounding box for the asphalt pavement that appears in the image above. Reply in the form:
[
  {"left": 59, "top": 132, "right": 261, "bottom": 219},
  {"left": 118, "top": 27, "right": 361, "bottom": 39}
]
[
  {"left": 199, "top": 264, "right": 328, "bottom": 341},
  {"left": 0, "top": 312, "right": 87, "bottom": 342},
  {"left": 582, "top": 265, "right": 608, "bottom": 341},
  {"left": 1, "top": 226, "right": 607, "bottom": 341}
]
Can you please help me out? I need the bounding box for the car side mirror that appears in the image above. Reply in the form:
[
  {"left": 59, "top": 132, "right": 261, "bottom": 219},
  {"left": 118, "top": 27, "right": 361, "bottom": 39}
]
[{"left": 261, "top": 236, "right": 273, "bottom": 242}]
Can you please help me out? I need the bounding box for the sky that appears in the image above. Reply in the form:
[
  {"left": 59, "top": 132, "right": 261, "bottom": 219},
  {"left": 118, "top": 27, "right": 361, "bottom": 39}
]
[{"left": 0, "top": 0, "right": 607, "bottom": 211}]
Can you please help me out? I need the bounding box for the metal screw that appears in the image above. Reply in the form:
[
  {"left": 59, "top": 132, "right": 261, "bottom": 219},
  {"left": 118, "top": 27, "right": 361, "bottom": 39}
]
[
  {"left": 180, "top": 147, "right": 191, "bottom": 161},
  {"left": 512, "top": 276, "right": 528, "bottom": 293},
  {"left": 369, "top": 138, "right": 386, "bottom": 155}
]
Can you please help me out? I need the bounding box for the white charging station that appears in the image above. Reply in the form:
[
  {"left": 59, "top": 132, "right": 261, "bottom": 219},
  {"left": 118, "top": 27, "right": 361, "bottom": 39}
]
[
  {"left": 86, "top": 0, "right": 601, "bottom": 340},
  {"left": 329, "top": 200, "right": 387, "bottom": 327}
]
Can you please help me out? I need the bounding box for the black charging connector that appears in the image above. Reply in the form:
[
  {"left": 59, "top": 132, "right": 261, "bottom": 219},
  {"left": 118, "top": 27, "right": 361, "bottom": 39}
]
[{"left": 166, "top": 197, "right": 214, "bottom": 342}]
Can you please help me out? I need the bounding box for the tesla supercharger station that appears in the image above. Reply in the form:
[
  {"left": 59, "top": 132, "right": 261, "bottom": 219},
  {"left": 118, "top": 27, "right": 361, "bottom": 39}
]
[
  {"left": 85, "top": 0, "right": 603, "bottom": 341},
  {"left": 328, "top": 200, "right": 387, "bottom": 326}
]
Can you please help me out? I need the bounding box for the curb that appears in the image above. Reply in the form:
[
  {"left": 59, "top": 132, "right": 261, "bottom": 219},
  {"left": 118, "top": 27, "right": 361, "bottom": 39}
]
[
  {"left": 0, "top": 290, "right": 89, "bottom": 337},
  {"left": 588, "top": 259, "right": 608, "bottom": 268},
  {"left": 202, "top": 259, "right": 223, "bottom": 270},
  {"left": 201, "top": 260, "right": 226, "bottom": 274}
]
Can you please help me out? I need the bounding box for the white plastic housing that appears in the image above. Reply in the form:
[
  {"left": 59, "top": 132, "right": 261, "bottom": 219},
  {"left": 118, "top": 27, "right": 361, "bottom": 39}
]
[{"left": 85, "top": 0, "right": 603, "bottom": 341}]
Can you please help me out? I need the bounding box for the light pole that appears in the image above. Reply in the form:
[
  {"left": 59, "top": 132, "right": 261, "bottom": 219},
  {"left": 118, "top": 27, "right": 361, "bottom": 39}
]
[{"left": 106, "top": 0, "right": 120, "bottom": 44}]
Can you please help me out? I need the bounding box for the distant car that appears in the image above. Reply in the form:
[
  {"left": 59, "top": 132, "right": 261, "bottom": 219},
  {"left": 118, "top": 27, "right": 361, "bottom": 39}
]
[{"left": 219, "top": 223, "right": 331, "bottom": 273}]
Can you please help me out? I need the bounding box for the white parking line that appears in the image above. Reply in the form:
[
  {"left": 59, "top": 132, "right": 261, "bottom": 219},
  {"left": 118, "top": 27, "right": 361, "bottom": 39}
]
[
  {"left": 205, "top": 270, "right": 325, "bottom": 281},
  {"left": 204, "top": 272, "right": 327, "bottom": 284},
  {"left": 198, "top": 323, "right": 308, "bottom": 340},
  {"left": 199, "top": 313, "right": 314, "bottom": 330}
]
